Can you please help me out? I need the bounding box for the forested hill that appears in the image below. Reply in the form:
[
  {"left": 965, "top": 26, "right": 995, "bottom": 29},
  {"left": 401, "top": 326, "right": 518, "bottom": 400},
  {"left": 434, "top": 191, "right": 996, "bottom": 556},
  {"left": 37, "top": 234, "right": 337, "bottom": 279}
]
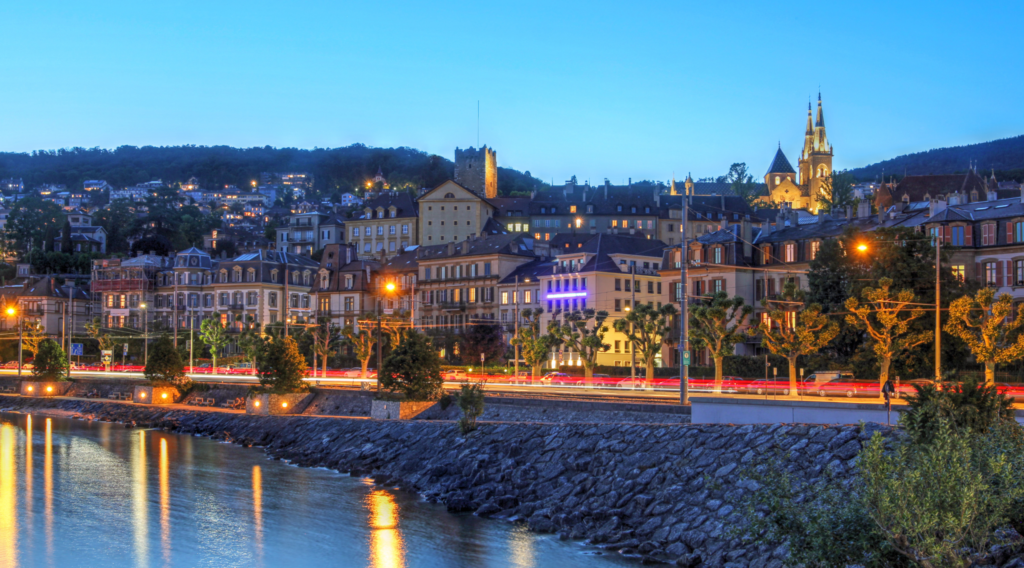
[
  {"left": 0, "top": 145, "right": 549, "bottom": 197},
  {"left": 849, "top": 134, "right": 1024, "bottom": 181}
]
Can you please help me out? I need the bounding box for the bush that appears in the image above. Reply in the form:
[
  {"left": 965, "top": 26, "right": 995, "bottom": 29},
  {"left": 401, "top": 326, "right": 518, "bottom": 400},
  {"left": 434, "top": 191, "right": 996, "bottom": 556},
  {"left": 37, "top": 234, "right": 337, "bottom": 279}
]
[
  {"left": 32, "top": 339, "right": 69, "bottom": 382},
  {"left": 902, "top": 376, "right": 1014, "bottom": 445},
  {"left": 739, "top": 419, "right": 1024, "bottom": 567},
  {"left": 144, "top": 335, "right": 187, "bottom": 387},
  {"left": 256, "top": 335, "right": 308, "bottom": 394},
  {"left": 379, "top": 330, "right": 443, "bottom": 401},
  {"left": 457, "top": 383, "right": 485, "bottom": 434}
]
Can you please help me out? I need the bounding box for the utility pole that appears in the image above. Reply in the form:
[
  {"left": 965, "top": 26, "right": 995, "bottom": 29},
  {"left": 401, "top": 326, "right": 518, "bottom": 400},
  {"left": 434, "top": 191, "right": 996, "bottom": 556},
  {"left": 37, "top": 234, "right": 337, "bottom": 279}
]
[
  {"left": 935, "top": 235, "right": 941, "bottom": 383},
  {"left": 284, "top": 255, "right": 290, "bottom": 337},
  {"left": 630, "top": 264, "right": 636, "bottom": 384},
  {"left": 514, "top": 275, "right": 520, "bottom": 380},
  {"left": 680, "top": 190, "right": 690, "bottom": 405}
]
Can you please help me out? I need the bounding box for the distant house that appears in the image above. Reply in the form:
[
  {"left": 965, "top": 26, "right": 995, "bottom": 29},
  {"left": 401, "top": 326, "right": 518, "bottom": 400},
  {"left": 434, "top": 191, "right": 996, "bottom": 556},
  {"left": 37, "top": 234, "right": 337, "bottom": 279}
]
[{"left": 53, "top": 210, "right": 107, "bottom": 253}]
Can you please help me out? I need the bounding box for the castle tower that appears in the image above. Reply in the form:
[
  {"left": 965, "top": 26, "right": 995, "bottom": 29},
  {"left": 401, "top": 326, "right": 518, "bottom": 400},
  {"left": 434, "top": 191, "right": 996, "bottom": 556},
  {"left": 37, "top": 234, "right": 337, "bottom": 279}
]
[
  {"left": 454, "top": 146, "right": 498, "bottom": 199},
  {"left": 798, "top": 93, "right": 833, "bottom": 205}
]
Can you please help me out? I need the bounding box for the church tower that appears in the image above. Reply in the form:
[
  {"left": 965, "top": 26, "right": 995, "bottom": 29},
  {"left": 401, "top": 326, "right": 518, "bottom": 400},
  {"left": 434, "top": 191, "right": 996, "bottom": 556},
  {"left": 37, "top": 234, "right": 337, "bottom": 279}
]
[
  {"left": 798, "top": 93, "right": 833, "bottom": 204},
  {"left": 765, "top": 144, "right": 797, "bottom": 193}
]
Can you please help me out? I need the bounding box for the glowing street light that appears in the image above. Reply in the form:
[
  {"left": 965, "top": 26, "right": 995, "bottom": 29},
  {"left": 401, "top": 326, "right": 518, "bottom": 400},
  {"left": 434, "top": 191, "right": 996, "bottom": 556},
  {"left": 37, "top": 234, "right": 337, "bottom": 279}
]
[{"left": 856, "top": 243, "right": 868, "bottom": 252}]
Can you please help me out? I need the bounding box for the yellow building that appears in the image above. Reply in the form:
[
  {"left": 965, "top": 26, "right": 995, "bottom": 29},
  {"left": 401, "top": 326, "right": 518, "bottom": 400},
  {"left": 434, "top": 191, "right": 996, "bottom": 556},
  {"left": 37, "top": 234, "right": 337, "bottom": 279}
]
[
  {"left": 759, "top": 94, "right": 833, "bottom": 212},
  {"left": 417, "top": 180, "right": 502, "bottom": 245}
]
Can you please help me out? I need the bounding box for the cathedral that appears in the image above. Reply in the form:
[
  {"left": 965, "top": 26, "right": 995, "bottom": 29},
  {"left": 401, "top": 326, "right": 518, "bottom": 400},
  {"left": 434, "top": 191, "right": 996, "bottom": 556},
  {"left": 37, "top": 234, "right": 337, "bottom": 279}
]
[{"left": 758, "top": 94, "right": 833, "bottom": 212}]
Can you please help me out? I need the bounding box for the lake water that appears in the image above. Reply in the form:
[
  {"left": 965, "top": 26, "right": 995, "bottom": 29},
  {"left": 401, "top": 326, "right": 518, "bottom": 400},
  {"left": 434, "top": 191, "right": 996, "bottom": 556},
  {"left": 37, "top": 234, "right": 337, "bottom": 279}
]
[{"left": 0, "top": 412, "right": 633, "bottom": 568}]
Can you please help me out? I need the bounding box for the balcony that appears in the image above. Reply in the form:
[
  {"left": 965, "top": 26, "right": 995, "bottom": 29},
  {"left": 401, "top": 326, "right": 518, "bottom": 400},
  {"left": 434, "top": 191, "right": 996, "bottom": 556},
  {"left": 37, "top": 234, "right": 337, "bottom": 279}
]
[{"left": 440, "top": 302, "right": 467, "bottom": 311}]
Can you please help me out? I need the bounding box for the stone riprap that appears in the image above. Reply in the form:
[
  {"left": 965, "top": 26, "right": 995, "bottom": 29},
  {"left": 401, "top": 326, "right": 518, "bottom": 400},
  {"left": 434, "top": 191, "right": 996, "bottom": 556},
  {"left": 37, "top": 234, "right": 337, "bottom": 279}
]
[{"left": 0, "top": 395, "right": 891, "bottom": 566}]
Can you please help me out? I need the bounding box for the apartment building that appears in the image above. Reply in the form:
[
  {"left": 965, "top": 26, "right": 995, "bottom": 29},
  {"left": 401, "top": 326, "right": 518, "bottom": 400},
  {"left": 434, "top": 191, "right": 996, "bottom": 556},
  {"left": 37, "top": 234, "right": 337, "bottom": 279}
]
[
  {"left": 538, "top": 233, "right": 667, "bottom": 369},
  {"left": 347, "top": 191, "right": 418, "bottom": 260},
  {"left": 278, "top": 210, "right": 345, "bottom": 256},
  {"left": 92, "top": 253, "right": 171, "bottom": 331},
  {"left": 312, "top": 243, "right": 380, "bottom": 331},
  {"left": 417, "top": 180, "right": 504, "bottom": 244},
  {"left": 0, "top": 277, "right": 93, "bottom": 342}
]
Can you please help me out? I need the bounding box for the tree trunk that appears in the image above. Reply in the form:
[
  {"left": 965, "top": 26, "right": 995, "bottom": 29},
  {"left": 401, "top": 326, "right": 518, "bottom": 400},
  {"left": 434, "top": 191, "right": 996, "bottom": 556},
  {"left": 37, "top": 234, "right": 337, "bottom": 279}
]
[
  {"left": 584, "top": 362, "right": 594, "bottom": 379},
  {"left": 645, "top": 357, "right": 655, "bottom": 381},
  {"left": 322, "top": 355, "right": 328, "bottom": 377},
  {"left": 713, "top": 356, "right": 724, "bottom": 394},
  {"left": 879, "top": 355, "right": 891, "bottom": 398},
  {"left": 985, "top": 360, "right": 996, "bottom": 386},
  {"left": 361, "top": 358, "right": 370, "bottom": 380},
  {"left": 312, "top": 352, "right": 317, "bottom": 379},
  {"left": 212, "top": 353, "right": 216, "bottom": 375},
  {"left": 788, "top": 356, "right": 798, "bottom": 398}
]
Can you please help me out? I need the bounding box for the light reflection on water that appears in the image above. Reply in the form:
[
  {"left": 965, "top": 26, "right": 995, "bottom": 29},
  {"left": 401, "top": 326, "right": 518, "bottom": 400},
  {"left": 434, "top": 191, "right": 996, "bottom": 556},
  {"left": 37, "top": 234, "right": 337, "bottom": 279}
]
[{"left": 0, "top": 413, "right": 633, "bottom": 568}]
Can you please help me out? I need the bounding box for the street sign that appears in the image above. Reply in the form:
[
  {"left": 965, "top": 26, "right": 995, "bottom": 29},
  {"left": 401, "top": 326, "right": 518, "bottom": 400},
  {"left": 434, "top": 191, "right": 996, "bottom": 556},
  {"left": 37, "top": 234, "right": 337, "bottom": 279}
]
[
  {"left": 480, "top": 353, "right": 485, "bottom": 364},
  {"left": 681, "top": 351, "right": 690, "bottom": 366},
  {"left": 123, "top": 343, "right": 129, "bottom": 355},
  {"left": 70, "top": 343, "right": 83, "bottom": 356},
  {"left": 383, "top": 308, "right": 394, "bottom": 315},
  {"left": 101, "top": 350, "right": 112, "bottom": 365}
]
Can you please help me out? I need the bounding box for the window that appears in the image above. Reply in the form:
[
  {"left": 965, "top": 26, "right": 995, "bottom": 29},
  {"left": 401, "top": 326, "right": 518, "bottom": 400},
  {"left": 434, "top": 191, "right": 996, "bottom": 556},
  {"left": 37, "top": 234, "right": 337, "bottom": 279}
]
[
  {"left": 345, "top": 274, "right": 354, "bottom": 289},
  {"left": 614, "top": 298, "right": 621, "bottom": 312},
  {"left": 784, "top": 243, "right": 796, "bottom": 263},
  {"left": 1016, "top": 261, "right": 1024, "bottom": 286},
  {"left": 713, "top": 248, "right": 722, "bottom": 264},
  {"left": 986, "top": 262, "right": 997, "bottom": 286},
  {"left": 268, "top": 292, "right": 277, "bottom": 308},
  {"left": 810, "top": 241, "right": 820, "bottom": 260},
  {"left": 524, "top": 290, "right": 532, "bottom": 303},
  {"left": 501, "top": 292, "right": 509, "bottom": 305},
  {"left": 657, "top": 282, "right": 661, "bottom": 294},
  {"left": 951, "top": 226, "right": 965, "bottom": 247},
  {"left": 402, "top": 224, "right": 408, "bottom": 235},
  {"left": 624, "top": 279, "right": 630, "bottom": 292},
  {"left": 219, "top": 293, "right": 229, "bottom": 306},
  {"left": 982, "top": 223, "right": 995, "bottom": 246},
  {"left": 761, "top": 245, "right": 772, "bottom": 265},
  {"left": 484, "top": 262, "right": 492, "bottom": 276},
  {"left": 648, "top": 281, "right": 654, "bottom": 294},
  {"left": 389, "top": 225, "right": 396, "bottom": 235},
  {"left": 344, "top": 297, "right": 354, "bottom": 312},
  {"left": 424, "top": 268, "right": 431, "bottom": 280},
  {"left": 247, "top": 292, "right": 258, "bottom": 305},
  {"left": 1016, "top": 222, "right": 1024, "bottom": 244}
]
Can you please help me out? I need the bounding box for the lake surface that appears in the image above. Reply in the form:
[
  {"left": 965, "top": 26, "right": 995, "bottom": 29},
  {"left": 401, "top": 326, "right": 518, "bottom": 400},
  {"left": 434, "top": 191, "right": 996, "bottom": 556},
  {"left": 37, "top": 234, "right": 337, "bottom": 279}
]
[{"left": 0, "top": 412, "right": 633, "bottom": 568}]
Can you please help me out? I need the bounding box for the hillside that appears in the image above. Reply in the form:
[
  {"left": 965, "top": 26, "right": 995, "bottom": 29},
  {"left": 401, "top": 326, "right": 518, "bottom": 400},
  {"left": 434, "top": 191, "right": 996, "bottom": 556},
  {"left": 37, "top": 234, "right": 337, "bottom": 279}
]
[
  {"left": 849, "top": 134, "right": 1024, "bottom": 181},
  {"left": 0, "top": 144, "right": 549, "bottom": 199}
]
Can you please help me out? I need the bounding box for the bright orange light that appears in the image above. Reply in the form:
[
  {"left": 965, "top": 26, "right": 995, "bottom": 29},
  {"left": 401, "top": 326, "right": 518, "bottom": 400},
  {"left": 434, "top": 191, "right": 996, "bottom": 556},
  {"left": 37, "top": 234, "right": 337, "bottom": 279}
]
[
  {"left": 161, "top": 393, "right": 168, "bottom": 399},
  {"left": 281, "top": 402, "right": 288, "bottom": 408},
  {"left": 385, "top": 282, "right": 395, "bottom": 292},
  {"left": 857, "top": 244, "right": 868, "bottom": 252},
  {"left": 46, "top": 386, "right": 52, "bottom": 392},
  {"left": 5, "top": 308, "right": 14, "bottom": 316},
  {"left": 140, "top": 392, "right": 146, "bottom": 398},
  {"left": 254, "top": 400, "right": 260, "bottom": 407},
  {"left": 27, "top": 386, "right": 33, "bottom": 392}
]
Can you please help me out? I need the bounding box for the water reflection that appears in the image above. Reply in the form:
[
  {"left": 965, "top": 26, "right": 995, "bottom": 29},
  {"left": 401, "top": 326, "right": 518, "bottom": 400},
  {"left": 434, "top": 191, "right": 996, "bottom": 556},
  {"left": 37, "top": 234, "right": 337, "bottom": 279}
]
[
  {"left": 1, "top": 424, "right": 17, "bottom": 568},
  {"left": 159, "top": 437, "right": 170, "bottom": 566},
  {"left": 133, "top": 430, "right": 149, "bottom": 568},
  {"left": 252, "top": 465, "right": 263, "bottom": 566},
  {"left": 367, "top": 484, "right": 404, "bottom": 568},
  {"left": 0, "top": 413, "right": 631, "bottom": 568}
]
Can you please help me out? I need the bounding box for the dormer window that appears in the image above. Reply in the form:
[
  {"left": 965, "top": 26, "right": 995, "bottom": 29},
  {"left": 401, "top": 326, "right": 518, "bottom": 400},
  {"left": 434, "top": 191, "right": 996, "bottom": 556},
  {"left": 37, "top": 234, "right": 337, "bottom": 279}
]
[
  {"left": 541, "top": 207, "right": 546, "bottom": 214},
  {"left": 617, "top": 205, "right": 623, "bottom": 212},
  {"left": 444, "top": 192, "right": 455, "bottom": 198},
  {"left": 631, "top": 206, "right": 637, "bottom": 214},
  {"left": 551, "top": 207, "right": 556, "bottom": 214},
  {"left": 389, "top": 209, "right": 396, "bottom": 218},
  {"left": 587, "top": 205, "right": 593, "bottom": 214}
]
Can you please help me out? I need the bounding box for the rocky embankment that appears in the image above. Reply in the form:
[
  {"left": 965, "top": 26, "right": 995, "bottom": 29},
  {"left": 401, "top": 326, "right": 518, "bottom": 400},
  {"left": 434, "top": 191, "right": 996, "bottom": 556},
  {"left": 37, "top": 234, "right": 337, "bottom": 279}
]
[{"left": 1, "top": 396, "right": 878, "bottom": 567}]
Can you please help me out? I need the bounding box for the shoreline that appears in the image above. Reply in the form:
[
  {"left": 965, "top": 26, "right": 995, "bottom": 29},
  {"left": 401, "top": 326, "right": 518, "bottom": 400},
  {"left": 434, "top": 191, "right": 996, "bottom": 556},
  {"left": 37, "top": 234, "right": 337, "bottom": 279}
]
[{"left": 0, "top": 395, "right": 881, "bottom": 567}]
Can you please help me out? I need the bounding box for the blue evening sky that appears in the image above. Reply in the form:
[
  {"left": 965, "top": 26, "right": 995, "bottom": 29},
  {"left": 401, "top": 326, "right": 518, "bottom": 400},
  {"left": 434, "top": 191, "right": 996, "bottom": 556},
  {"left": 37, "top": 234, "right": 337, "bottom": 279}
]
[{"left": 1, "top": 1, "right": 1021, "bottom": 183}]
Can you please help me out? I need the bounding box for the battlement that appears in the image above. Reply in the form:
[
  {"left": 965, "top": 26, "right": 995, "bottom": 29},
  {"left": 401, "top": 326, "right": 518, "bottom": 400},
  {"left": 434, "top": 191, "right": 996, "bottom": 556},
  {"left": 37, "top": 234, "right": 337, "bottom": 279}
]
[{"left": 454, "top": 146, "right": 498, "bottom": 198}]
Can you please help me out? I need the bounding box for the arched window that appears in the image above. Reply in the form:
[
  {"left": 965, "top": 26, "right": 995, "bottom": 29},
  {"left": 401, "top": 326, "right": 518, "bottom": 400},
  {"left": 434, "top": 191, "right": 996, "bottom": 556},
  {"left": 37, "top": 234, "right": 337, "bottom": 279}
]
[
  {"left": 232, "top": 267, "right": 242, "bottom": 283},
  {"left": 303, "top": 271, "right": 311, "bottom": 286},
  {"left": 270, "top": 269, "right": 279, "bottom": 283},
  {"left": 775, "top": 176, "right": 780, "bottom": 185},
  {"left": 444, "top": 192, "right": 455, "bottom": 198},
  {"left": 246, "top": 268, "right": 256, "bottom": 282},
  {"left": 219, "top": 269, "right": 227, "bottom": 283}
]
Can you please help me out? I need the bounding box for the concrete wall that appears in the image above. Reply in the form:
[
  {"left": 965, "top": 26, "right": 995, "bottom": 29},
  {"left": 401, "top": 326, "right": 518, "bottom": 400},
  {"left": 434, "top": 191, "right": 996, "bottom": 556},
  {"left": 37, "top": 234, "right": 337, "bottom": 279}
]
[{"left": 692, "top": 397, "right": 906, "bottom": 425}]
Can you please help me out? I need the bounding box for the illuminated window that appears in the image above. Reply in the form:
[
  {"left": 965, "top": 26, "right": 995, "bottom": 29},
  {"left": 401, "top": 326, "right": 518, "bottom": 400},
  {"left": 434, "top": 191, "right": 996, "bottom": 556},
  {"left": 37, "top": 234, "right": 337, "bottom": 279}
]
[
  {"left": 570, "top": 205, "right": 577, "bottom": 213},
  {"left": 810, "top": 241, "right": 820, "bottom": 260},
  {"left": 784, "top": 243, "right": 796, "bottom": 263},
  {"left": 985, "top": 262, "right": 997, "bottom": 286}
]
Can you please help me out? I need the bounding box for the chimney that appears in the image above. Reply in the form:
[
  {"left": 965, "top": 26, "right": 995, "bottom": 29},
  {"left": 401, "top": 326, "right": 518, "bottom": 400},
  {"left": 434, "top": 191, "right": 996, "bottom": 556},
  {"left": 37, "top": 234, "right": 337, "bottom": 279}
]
[
  {"left": 1020, "top": 187, "right": 1024, "bottom": 204},
  {"left": 345, "top": 244, "right": 352, "bottom": 265},
  {"left": 461, "top": 241, "right": 469, "bottom": 255},
  {"left": 741, "top": 219, "right": 752, "bottom": 259},
  {"left": 857, "top": 199, "right": 870, "bottom": 219},
  {"left": 720, "top": 196, "right": 725, "bottom": 211},
  {"left": 929, "top": 198, "right": 947, "bottom": 218},
  {"left": 817, "top": 210, "right": 827, "bottom": 224},
  {"left": 447, "top": 242, "right": 455, "bottom": 257},
  {"left": 604, "top": 179, "right": 609, "bottom": 200},
  {"left": 845, "top": 206, "right": 853, "bottom": 221},
  {"left": 149, "top": 250, "right": 156, "bottom": 257},
  {"left": 988, "top": 190, "right": 997, "bottom": 202}
]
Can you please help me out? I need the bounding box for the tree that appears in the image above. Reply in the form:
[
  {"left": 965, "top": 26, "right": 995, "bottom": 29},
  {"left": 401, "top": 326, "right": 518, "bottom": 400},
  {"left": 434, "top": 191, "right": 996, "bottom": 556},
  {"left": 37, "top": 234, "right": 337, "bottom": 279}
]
[
  {"left": 845, "top": 277, "right": 932, "bottom": 393},
  {"left": 198, "top": 312, "right": 229, "bottom": 372},
  {"left": 19, "top": 320, "right": 45, "bottom": 356},
  {"left": 511, "top": 308, "right": 554, "bottom": 378},
  {"left": 753, "top": 281, "right": 839, "bottom": 395},
  {"left": 145, "top": 335, "right": 186, "bottom": 386},
  {"left": 60, "top": 219, "right": 73, "bottom": 253},
  {"left": 307, "top": 317, "right": 340, "bottom": 377},
  {"left": 689, "top": 292, "right": 752, "bottom": 393},
  {"left": 457, "top": 382, "right": 485, "bottom": 434},
  {"left": 32, "top": 339, "right": 69, "bottom": 382},
  {"left": 236, "top": 324, "right": 265, "bottom": 375},
  {"left": 613, "top": 302, "right": 679, "bottom": 381},
  {"left": 6, "top": 197, "right": 65, "bottom": 252},
  {"left": 84, "top": 316, "right": 115, "bottom": 351},
  {"left": 94, "top": 200, "right": 138, "bottom": 254},
  {"left": 342, "top": 323, "right": 375, "bottom": 379},
  {"left": 720, "top": 163, "right": 760, "bottom": 207},
  {"left": 379, "top": 329, "right": 443, "bottom": 400},
  {"left": 806, "top": 233, "right": 864, "bottom": 362},
  {"left": 547, "top": 309, "right": 611, "bottom": 379},
  {"left": 256, "top": 335, "right": 308, "bottom": 393},
  {"left": 460, "top": 322, "right": 505, "bottom": 366},
  {"left": 902, "top": 377, "right": 1015, "bottom": 445},
  {"left": 817, "top": 170, "right": 857, "bottom": 214},
  {"left": 944, "top": 288, "right": 1024, "bottom": 386}
]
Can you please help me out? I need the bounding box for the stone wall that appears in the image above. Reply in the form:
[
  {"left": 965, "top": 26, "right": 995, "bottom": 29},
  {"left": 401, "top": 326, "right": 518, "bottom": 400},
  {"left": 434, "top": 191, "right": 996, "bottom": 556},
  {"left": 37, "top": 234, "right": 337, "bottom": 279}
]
[{"left": 0, "top": 395, "right": 889, "bottom": 567}]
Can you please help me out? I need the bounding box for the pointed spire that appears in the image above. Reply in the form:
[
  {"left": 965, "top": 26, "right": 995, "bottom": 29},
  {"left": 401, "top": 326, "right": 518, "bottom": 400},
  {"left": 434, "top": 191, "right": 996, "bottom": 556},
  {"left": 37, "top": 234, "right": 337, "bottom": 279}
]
[
  {"left": 815, "top": 92, "right": 825, "bottom": 128},
  {"left": 805, "top": 101, "right": 813, "bottom": 135}
]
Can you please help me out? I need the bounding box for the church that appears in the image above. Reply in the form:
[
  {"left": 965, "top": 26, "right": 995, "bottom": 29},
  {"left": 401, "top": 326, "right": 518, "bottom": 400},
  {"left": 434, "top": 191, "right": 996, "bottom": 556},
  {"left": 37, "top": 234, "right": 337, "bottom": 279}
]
[{"left": 758, "top": 94, "right": 833, "bottom": 212}]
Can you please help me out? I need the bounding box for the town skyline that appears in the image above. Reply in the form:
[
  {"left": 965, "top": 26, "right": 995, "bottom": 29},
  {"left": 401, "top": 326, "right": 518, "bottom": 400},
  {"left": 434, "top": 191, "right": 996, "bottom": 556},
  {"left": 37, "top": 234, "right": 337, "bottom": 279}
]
[{"left": 2, "top": 2, "right": 1023, "bottom": 183}]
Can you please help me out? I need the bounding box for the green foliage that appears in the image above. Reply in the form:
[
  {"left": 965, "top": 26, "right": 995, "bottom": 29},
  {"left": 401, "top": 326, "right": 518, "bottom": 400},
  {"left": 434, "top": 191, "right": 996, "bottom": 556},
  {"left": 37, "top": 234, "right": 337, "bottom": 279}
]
[
  {"left": 902, "top": 377, "right": 1015, "bottom": 445},
  {"left": 945, "top": 288, "right": 1024, "bottom": 385},
  {"left": 457, "top": 382, "right": 485, "bottom": 434},
  {"left": 816, "top": 170, "right": 858, "bottom": 213},
  {"left": 145, "top": 335, "right": 187, "bottom": 386},
  {"left": 717, "top": 162, "right": 761, "bottom": 207},
  {"left": 848, "top": 134, "right": 1024, "bottom": 180},
  {"left": 6, "top": 196, "right": 65, "bottom": 253},
  {"left": 236, "top": 319, "right": 266, "bottom": 370},
  {"left": 845, "top": 277, "right": 931, "bottom": 389},
  {"left": 806, "top": 234, "right": 862, "bottom": 361},
  {"left": 460, "top": 323, "right": 505, "bottom": 366},
  {"left": 198, "top": 313, "right": 229, "bottom": 370},
  {"left": 256, "top": 335, "right": 308, "bottom": 393},
  {"left": 342, "top": 323, "right": 375, "bottom": 379},
  {"left": 512, "top": 308, "right": 555, "bottom": 377},
  {"left": 547, "top": 308, "right": 610, "bottom": 379},
  {"left": 753, "top": 281, "right": 838, "bottom": 392},
  {"left": 379, "top": 330, "right": 443, "bottom": 401},
  {"left": 689, "top": 292, "right": 752, "bottom": 389},
  {"left": 24, "top": 249, "right": 103, "bottom": 276},
  {"left": 32, "top": 339, "right": 69, "bottom": 382},
  {"left": 613, "top": 302, "right": 678, "bottom": 380}
]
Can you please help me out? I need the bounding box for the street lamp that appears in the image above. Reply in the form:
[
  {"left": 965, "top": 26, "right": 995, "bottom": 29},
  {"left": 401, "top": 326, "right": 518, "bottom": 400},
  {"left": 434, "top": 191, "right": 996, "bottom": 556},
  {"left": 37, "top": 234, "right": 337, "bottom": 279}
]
[
  {"left": 6, "top": 307, "right": 21, "bottom": 377},
  {"left": 140, "top": 303, "right": 148, "bottom": 367}
]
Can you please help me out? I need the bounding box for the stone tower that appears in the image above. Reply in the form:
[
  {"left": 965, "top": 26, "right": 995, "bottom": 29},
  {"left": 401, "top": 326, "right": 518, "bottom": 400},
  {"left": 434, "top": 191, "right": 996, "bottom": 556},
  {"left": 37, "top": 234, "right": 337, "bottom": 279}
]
[
  {"left": 765, "top": 144, "right": 797, "bottom": 193},
  {"left": 454, "top": 146, "right": 498, "bottom": 198},
  {"left": 798, "top": 93, "right": 833, "bottom": 203}
]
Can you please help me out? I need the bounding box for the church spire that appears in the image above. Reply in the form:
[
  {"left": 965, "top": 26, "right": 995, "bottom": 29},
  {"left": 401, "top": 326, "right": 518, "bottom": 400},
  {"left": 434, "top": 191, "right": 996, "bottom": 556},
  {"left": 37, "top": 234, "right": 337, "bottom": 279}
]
[
  {"left": 815, "top": 92, "right": 825, "bottom": 128},
  {"left": 805, "top": 101, "right": 813, "bottom": 135}
]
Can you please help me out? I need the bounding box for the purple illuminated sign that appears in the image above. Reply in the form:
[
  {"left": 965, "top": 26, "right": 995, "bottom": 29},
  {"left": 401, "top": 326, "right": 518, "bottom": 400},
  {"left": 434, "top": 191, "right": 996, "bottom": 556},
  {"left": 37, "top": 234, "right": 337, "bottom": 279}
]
[{"left": 545, "top": 292, "right": 587, "bottom": 299}]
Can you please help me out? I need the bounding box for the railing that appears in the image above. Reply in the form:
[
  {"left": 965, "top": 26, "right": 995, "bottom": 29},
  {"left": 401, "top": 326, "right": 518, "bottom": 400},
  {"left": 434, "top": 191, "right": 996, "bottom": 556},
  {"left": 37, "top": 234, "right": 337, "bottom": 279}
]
[
  {"left": 440, "top": 302, "right": 467, "bottom": 310},
  {"left": 92, "top": 279, "right": 152, "bottom": 292}
]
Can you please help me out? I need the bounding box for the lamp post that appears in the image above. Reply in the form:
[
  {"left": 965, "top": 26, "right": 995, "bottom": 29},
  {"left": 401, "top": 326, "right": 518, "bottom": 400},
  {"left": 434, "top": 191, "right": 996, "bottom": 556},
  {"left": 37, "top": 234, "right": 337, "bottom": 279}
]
[
  {"left": 141, "top": 302, "right": 148, "bottom": 367},
  {"left": 629, "top": 264, "right": 636, "bottom": 385},
  {"left": 7, "top": 307, "right": 21, "bottom": 378},
  {"left": 376, "top": 281, "right": 396, "bottom": 391},
  {"left": 514, "top": 275, "right": 520, "bottom": 380}
]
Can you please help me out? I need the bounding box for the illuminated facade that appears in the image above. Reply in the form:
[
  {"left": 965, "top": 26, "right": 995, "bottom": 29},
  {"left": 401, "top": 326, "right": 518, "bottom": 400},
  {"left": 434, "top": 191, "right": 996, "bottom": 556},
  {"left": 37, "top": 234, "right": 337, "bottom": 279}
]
[{"left": 758, "top": 94, "right": 833, "bottom": 212}]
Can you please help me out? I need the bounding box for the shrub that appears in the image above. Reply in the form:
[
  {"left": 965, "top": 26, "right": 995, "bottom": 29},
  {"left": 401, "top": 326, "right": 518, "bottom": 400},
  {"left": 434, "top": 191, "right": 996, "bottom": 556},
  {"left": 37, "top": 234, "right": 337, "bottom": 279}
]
[
  {"left": 145, "top": 335, "right": 187, "bottom": 387},
  {"left": 902, "top": 376, "right": 1014, "bottom": 445},
  {"left": 457, "top": 383, "right": 485, "bottom": 434},
  {"left": 256, "top": 335, "right": 308, "bottom": 394},
  {"left": 379, "top": 330, "right": 443, "bottom": 401},
  {"left": 32, "top": 339, "right": 69, "bottom": 382}
]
